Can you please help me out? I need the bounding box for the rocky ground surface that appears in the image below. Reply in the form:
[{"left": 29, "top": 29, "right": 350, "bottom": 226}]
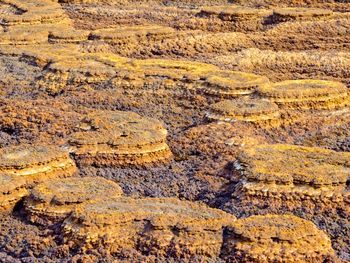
[{"left": 0, "top": 0, "right": 350, "bottom": 262}]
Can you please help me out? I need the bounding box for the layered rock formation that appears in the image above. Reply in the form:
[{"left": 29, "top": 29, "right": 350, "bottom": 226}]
[
  {"left": 90, "top": 25, "right": 176, "bottom": 43},
  {"left": 206, "top": 98, "right": 280, "bottom": 126},
  {"left": 233, "top": 144, "right": 350, "bottom": 204},
  {"left": 69, "top": 110, "right": 172, "bottom": 166},
  {"left": 0, "top": 145, "right": 76, "bottom": 181},
  {"left": 0, "top": 0, "right": 72, "bottom": 44},
  {"left": 0, "top": 173, "right": 28, "bottom": 213},
  {"left": 199, "top": 5, "right": 272, "bottom": 31},
  {"left": 221, "top": 214, "right": 337, "bottom": 262},
  {"left": 25, "top": 177, "right": 123, "bottom": 225},
  {"left": 62, "top": 197, "right": 235, "bottom": 257},
  {"left": 272, "top": 7, "right": 334, "bottom": 23},
  {"left": 0, "top": 145, "right": 76, "bottom": 213},
  {"left": 258, "top": 79, "right": 349, "bottom": 110},
  {"left": 201, "top": 71, "right": 269, "bottom": 97}
]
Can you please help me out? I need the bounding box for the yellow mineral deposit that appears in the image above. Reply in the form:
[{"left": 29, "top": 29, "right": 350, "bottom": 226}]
[
  {"left": 0, "top": 145, "right": 77, "bottom": 213},
  {"left": 62, "top": 197, "right": 235, "bottom": 256},
  {"left": 25, "top": 177, "right": 123, "bottom": 225},
  {"left": 234, "top": 144, "right": 350, "bottom": 202},
  {"left": 273, "top": 7, "right": 334, "bottom": 23},
  {"left": 258, "top": 79, "right": 350, "bottom": 110},
  {"left": 69, "top": 110, "right": 172, "bottom": 166},
  {"left": 207, "top": 98, "right": 280, "bottom": 126},
  {"left": 222, "top": 214, "right": 337, "bottom": 262}
]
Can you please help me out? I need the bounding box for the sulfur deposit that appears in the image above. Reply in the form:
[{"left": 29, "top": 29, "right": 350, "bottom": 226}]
[
  {"left": 69, "top": 110, "right": 172, "bottom": 166},
  {"left": 233, "top": 144, "right": 350, "bottom": 203},
  {"left": 258, "top": 79, "right": 350, "bottom": 110},
  {"left": 62, "top": 197, "right": 235, "bottom": 257},
  {"left": 25, "top": 177, "right": 123, "bottom": 225},
  {"left": 221, "top": 214, "right": 337, "bottom": 262},
  {"left": 206, "top": 98, "right": 280, "bottom": 125}
]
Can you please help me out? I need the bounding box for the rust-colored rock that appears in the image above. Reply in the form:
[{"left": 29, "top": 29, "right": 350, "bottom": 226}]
[
  {"left": 206, "top": 98, "right": 280, "bottom": 126},
  {"left": 221, "top": 214, "right": 337, "bottom": 262},
  {"left": 69, "top": 110, "right": 172, "bottom": 166},
  {"left": 234, "top": 144, "right": 350, "bottom": 203},
  {"left": 258, "top": 79, "right": 349, "bottom": 110},
  {"left": 25, "top": 177, "right": 123, "bottom": 225},
  {"left": 62, "top": 197, "right": 235, "bottom": 257}
]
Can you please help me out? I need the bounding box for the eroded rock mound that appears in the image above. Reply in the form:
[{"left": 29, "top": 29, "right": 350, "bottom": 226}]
[
  {"left": 258, "top": 79, "right": 349, "bottom": 110},
  {"left": 39, "top": 58, "right": 117, "bottom": 94},
  {"left": 0, "top": 145, "right": 76, "bottom": 213},
  {"left": 273, "top": 7, "right": 334, "bottom": 23},
  {"left": 202, "top": 70, "right": 269, "bottom": 97},
  {"left": 62, "top": 197, "right": 235, "bottom": 257},
  {"left": 0, "top": 145, "right": 76, "bottom": 180},
  {"left": 199, "top": 5, "right": 272, "bottom": 31},
  {"left": 0, "top": 174, "right": 28, "bottom": 213},
  {"left": 206, "top": 98, "right": 280, "bottom": 126},
  {"left": 25, "top": 177, "right": 123, "bottom": 225},
  {"left": 69, "top": 110, "right": 172, "bottom": 166},
  {"left": 221, "top": 214, "right": 337, "bottom": 262},
  {"left": 234, "top": 144, "right": 350, "bottom": 203},
  {"left": 90, "top": 25, "right": 176, "bottom": 43},
  {"left": 0, "top": 0, "right": 72, "bottom": 44}
]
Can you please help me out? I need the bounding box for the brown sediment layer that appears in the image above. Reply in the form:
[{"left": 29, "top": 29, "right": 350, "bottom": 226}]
[
  {"left": 69, "top": 110, "right": 172, "bottom": 166},
  {"left": 62, "top": 197, "right": 235, "bottom": 257},
  {"left": 206, "top": 98, "right": 280, "bottom": 126},
  {"left": 25, "top": 177, "right": 123, "bottom": 225},
  {"left": 258, "top": 79, "right": 350, "bottom": 110},
  {"left": 0, "top": 145, "right": 76, "bottom": 213},
  {"left": 221, "top": 214, "right": 337, "bottom": 263},
  {"left": 233, "top": 144, "right": 350, "bottom": 203}
]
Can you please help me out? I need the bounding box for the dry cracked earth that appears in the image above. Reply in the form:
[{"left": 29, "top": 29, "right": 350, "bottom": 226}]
[{"left": 0, "top": 0, "right": 350, "bottom": 262}]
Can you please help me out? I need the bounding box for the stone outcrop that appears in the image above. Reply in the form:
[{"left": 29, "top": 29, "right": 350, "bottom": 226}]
[
  {"left": 25, "top": 177, "right": 123, "bottom": 225},
  {"left": 258, "top": 79, "right": 349, "bottom": 110},
  {"left": 38, "top": 57, "right": 117, "bottom": 94},
  {"left": 272, "top": 7, "right": 334, "bottom": 23},
  {"left": 0, "top": 145, "right": 76, "bottom": 213},
  {"left": 221, "top": 214, "right": 337, "bottom": 262},
  {"left": 62, "top": 197, "right": 235, "bottom": 257},
  {"left": 0, "top": 145, "right": 76, "bottom": 181},
  {"left": 206, "top": 98, "right": 280, "bottom": 126},
  {"left": 90, "top": 25, "right": 176, "bottom": 43},
  {"left": 201, "top": 70, "right": 269, "bottom": 98},
  {"left": 0, "top": 173, "right": 28, "bottom": 213},
  {"left": 233, "top": 144, "right": 350, "bottom": 203},
  {"left": 0, "top": 0, "right": 72, "bottom": 44},
  {"left": 69, "top": 110, "right": 172, "bottom": 166},
  {"left": 199, "top": 5, "right": 272, "bottom": 31}
]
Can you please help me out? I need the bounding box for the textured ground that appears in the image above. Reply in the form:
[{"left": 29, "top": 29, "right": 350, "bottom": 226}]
[{"left": 0, "top": 0, "right": 350, "bottom": 262}]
